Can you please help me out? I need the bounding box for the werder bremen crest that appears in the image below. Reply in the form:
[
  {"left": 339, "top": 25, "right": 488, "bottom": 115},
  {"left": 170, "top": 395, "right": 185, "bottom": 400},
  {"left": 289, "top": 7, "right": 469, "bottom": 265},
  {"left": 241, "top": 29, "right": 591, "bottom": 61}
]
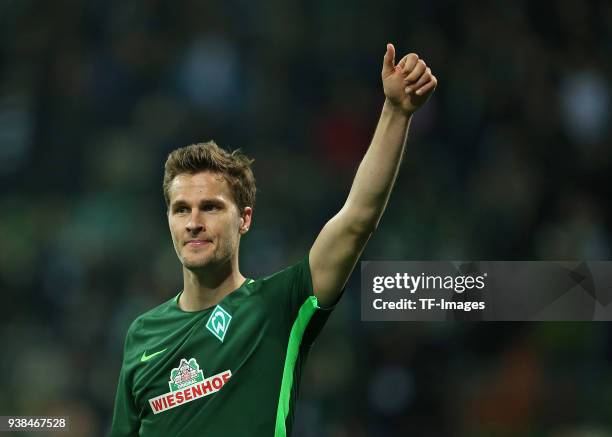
[
  {"left": 169, "top": 358, "right": 204, "bottom": 391},
  {"left": 206, "top": 305, "right": 232, "bottom": 342}
]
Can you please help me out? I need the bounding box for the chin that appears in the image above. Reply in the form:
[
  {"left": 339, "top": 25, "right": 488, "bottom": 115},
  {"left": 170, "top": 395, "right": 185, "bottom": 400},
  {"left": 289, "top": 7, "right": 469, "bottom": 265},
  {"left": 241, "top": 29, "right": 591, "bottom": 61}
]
[{"left": 181, "top": 255, "right": 213, "bottom": 270}]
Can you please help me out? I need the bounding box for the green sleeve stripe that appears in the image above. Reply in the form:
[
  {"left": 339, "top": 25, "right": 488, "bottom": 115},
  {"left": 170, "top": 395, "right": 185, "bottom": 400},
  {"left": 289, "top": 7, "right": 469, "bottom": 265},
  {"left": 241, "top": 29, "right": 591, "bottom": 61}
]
[{"left": 274, "top": 296, "right": 319, "bottom": 437}]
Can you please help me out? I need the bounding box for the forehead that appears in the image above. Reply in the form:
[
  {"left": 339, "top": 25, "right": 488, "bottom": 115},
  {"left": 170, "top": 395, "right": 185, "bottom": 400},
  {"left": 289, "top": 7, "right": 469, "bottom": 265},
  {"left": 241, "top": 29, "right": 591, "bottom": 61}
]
[{"left": 168, "top": 171, "right": 234, "bottom": 204}]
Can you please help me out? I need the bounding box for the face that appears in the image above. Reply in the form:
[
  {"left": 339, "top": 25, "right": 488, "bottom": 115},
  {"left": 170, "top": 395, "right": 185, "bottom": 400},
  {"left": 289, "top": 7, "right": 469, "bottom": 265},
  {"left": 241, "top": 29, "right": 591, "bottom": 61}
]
[{"left": 167, "top": 171, "right": 252, "bottom": 272}]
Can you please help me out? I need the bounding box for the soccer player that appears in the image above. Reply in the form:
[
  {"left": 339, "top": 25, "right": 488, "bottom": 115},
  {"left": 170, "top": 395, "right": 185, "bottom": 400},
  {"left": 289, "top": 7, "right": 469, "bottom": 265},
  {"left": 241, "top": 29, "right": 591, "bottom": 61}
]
[{"left": 110, "top": 44, "right": 436, "bottom": 436}]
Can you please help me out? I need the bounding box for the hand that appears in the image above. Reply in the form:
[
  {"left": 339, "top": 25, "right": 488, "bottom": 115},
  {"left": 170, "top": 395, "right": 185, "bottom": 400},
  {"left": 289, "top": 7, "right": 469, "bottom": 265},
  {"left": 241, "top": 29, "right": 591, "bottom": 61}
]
[{"left": 381, "top": 43, "right": 437, "bottom": 115}]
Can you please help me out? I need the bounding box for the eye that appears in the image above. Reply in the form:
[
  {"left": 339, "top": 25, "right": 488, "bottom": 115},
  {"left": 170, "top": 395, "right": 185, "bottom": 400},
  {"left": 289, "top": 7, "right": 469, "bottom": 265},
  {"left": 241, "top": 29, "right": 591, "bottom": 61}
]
[
  {"left": 203, "top": 204, "right": 219, "bottom": 212},
  {"left": 175, "top": 206, "right": 188, "bottom": 214}
]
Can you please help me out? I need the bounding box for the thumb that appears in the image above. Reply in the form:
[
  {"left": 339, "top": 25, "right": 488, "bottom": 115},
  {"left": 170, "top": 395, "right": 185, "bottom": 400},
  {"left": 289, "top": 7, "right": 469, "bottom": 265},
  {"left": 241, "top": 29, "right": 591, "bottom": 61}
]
[{"left": 382, "top": 43, "right": 395, "bottom": 75}]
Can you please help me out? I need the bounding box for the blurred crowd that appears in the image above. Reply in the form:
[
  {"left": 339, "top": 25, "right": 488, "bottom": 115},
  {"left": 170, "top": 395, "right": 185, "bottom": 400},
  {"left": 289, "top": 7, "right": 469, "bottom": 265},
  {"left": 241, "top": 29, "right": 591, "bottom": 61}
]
[{"left": 1, "top": 0, "right": 611, "bottom": 436}]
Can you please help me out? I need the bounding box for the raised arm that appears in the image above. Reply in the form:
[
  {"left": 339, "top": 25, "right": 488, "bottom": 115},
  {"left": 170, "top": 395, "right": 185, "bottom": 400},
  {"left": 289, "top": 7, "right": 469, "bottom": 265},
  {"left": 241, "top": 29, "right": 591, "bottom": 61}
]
[{"left": 309, "top": 43, "right": 437, "bottom": 307}]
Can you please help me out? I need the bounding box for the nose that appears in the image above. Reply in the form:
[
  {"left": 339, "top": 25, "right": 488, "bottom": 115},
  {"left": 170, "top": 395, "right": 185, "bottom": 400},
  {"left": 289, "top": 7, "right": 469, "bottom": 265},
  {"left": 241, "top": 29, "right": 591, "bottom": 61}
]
[{"left": 186, "top": 211, "right": 205, "bottom": 235}]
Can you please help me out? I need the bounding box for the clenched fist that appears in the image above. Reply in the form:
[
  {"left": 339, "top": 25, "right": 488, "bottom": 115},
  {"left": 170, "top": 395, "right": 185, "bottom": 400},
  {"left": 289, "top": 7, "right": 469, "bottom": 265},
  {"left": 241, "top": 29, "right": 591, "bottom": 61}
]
[{"left": 382, "top": 43, "right": 437, "bottom": 115}]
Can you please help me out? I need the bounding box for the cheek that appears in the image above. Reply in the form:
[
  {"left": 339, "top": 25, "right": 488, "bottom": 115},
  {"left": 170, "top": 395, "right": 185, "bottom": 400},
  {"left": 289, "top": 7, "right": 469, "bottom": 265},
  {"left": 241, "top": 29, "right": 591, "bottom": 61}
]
[
  {"left": 222, "top": 226, "right": 240, "bottom": 248},
  {"left": 169, "top": 223, "right": 181, "bottom": 244}
]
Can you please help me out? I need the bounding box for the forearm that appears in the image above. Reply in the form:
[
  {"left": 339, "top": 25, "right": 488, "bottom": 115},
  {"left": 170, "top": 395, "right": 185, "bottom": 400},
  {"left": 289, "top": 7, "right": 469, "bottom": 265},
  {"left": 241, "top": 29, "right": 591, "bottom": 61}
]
[{"left": 344, "top": 98, "right": 412, "bottom": 230}]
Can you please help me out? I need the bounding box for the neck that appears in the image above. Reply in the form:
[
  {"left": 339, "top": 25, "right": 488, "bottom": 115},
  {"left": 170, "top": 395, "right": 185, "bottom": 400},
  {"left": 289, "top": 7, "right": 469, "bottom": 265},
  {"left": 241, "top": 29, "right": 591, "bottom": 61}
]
[{"left": 178, "top": 259, "right": 245, "bottom": 311}]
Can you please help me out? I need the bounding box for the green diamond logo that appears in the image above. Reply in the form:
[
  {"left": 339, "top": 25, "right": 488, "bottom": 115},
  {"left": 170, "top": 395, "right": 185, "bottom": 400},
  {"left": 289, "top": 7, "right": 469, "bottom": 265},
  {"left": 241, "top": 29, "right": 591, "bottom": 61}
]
[{"left": 206, "top": 305, "right": 232, "bottom": 342}]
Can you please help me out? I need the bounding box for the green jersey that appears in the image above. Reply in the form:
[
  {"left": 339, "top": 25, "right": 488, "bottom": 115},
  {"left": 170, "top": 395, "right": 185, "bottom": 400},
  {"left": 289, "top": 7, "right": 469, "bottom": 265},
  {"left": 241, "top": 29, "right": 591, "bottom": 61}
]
[{"left": 110, "top": 255, "right": 333, "bottom": 437}]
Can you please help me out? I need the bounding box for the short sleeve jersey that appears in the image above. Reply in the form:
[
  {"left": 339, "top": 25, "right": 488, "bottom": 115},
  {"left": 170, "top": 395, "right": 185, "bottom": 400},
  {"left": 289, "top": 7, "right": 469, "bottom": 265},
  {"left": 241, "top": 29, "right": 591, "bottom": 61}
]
[{"left": 110, "top": 255, "right": 333, "bottom": 437}]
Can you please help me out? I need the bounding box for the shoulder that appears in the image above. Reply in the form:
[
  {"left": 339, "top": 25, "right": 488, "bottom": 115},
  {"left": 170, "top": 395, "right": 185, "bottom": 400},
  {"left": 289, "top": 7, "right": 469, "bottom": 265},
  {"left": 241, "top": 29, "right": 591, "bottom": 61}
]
[
  {"left": 246, "top": 255, "right": 315, "bottom": 311},
  {"left": 126, "top": 294, "right": 178, "bottom": 338},
  {"left": 245, "top": 255, "right": 311, "bottom": 298}
]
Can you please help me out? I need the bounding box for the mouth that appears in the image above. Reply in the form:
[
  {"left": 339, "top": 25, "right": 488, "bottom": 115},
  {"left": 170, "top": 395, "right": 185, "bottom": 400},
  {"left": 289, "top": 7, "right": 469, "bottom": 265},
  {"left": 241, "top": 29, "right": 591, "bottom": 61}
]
[{"left": 185, "top": 239, "right": 212, "bottom": 247}]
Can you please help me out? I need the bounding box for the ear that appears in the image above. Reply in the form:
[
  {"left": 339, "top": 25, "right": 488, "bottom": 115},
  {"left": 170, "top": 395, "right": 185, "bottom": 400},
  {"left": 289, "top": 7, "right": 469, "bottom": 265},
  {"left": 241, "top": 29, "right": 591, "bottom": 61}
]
[{"left": 239, "top": 207, "right": 253, "bottom": 235}]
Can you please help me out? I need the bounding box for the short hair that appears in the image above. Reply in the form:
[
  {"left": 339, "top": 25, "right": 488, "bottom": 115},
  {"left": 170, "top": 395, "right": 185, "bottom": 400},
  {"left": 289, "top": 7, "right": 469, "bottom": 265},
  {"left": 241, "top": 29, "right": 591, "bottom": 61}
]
[{"left": 163, "top": 141, "right": 256, "bottom": 212}]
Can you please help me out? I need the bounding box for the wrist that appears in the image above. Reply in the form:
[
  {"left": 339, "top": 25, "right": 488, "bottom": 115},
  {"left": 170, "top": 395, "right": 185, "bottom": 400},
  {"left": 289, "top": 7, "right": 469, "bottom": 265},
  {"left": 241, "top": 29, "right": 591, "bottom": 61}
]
[{"left": 383, "top": 98, "right": 414, "bottom": 118}]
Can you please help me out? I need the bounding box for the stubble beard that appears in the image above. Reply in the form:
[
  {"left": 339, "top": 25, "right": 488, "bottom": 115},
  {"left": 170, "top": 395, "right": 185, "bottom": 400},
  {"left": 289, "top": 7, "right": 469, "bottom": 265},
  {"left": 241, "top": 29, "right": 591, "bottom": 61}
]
[{"left": 180, "top": 238, "right": 236, "bottom": 272}]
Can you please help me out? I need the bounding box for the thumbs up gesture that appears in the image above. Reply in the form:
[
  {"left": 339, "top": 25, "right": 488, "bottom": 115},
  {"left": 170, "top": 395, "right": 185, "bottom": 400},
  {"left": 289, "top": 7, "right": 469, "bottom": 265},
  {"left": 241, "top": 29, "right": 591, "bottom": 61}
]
[{"left": 382, "top": 43, "right": 437, "bottom": 115}]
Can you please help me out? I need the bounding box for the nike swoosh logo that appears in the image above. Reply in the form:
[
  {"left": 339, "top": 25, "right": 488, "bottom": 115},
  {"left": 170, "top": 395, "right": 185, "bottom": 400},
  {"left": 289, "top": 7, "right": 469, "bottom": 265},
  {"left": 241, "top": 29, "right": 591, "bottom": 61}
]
[{"left": 141, "top": 348, "right": 167, "bottom": 362}]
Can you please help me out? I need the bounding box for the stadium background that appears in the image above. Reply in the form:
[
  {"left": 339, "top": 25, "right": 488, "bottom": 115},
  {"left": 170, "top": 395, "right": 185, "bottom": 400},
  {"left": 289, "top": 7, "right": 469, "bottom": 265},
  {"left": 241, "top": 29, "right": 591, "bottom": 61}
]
[{"left": 1, "top": 1, "right": 611, "bottom": 435}]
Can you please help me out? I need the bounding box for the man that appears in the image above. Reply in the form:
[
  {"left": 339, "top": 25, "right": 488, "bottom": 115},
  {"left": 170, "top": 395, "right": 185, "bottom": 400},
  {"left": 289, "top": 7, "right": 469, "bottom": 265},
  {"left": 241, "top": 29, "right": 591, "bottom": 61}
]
[{"left": 110, "top": 43, "right": 437, "bottom": 436}]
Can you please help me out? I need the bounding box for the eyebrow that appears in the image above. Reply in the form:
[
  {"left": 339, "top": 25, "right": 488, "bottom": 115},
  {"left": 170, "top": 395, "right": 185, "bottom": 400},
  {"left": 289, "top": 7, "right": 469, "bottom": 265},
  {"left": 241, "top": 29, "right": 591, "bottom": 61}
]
[{"left": 170, "top": 198, "right": 225, "bottom": 209}]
